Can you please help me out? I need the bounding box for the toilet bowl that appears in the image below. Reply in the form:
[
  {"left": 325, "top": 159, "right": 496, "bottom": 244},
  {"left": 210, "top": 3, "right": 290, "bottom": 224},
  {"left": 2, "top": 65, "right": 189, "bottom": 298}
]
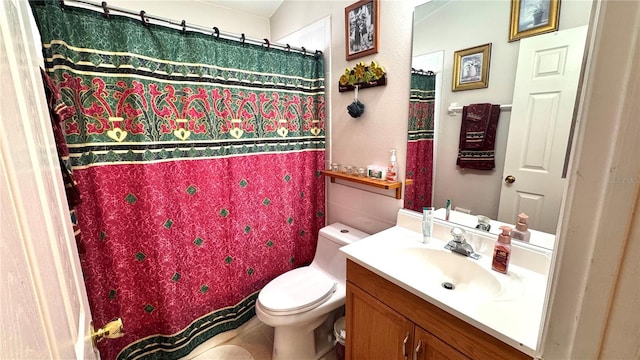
[{"left": 255, "top": 223, "right": 369, "bottom": 360}]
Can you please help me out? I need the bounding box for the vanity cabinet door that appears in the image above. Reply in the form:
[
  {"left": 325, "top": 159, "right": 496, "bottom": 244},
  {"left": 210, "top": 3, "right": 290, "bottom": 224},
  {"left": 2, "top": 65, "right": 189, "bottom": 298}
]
[
  {"left": 414, "top": 326, "right": 470, "bottom": 360},
  {"left": 346, "top": 281, "right": 414, "bottom": 360}
]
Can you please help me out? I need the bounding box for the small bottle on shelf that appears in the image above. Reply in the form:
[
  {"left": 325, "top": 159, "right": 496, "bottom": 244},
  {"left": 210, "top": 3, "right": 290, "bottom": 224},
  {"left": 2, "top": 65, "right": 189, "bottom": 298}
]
[{"left": 386, "top": 149, "right": 397, "bottom": 182}]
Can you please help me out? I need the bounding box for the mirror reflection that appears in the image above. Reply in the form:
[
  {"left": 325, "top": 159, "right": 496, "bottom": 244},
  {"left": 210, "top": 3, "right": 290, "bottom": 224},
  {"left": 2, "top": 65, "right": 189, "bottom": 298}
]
[{"left": 405, "top": 0, "right": 593, "bottom": 249}]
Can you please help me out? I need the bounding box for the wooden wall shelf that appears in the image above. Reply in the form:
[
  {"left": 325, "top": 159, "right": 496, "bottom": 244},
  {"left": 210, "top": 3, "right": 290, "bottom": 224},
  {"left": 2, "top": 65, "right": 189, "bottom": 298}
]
[{"left": 321, "top": 170, "right": 402, "bottom": 199}]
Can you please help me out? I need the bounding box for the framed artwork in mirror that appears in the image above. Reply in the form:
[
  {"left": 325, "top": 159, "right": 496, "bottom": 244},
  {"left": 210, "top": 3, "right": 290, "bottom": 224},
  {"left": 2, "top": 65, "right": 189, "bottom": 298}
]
[
  {"left": 452, "top": 43, "right": 492, "bottom": 92},
  {"left": 509, "top": 0, "right": 560, "bottom": 42},
  {"left": 345, "top": 0, "right": 379, "bottom": 61}
]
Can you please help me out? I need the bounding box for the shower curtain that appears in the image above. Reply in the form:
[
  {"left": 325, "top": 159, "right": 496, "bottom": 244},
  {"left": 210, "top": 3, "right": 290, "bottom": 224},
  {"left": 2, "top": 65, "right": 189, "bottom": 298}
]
[
  {"left": 30, "top": 2, "right": 325, "bottom": 359},
  {"left": 404, "top": 71, "right": 435, "bottom": 212}
]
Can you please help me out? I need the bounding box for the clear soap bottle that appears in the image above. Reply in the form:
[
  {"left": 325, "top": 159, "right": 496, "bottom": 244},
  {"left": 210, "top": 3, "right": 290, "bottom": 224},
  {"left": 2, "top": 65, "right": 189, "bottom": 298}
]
[
  {"left": 422, "top": 207, "right": 434, "bottom": 243},
  {"left": 492, "top": 226, "right": 512, "bottom": 274},
  {"left": 511, "top": 213, "right": 531, "bottom": 243}
]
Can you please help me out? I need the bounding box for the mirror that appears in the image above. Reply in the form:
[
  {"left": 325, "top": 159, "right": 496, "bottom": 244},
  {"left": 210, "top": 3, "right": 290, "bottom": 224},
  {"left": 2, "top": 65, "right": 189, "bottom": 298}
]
[{"left": 405, "top": 0, "right": 594, "bottom": 249}]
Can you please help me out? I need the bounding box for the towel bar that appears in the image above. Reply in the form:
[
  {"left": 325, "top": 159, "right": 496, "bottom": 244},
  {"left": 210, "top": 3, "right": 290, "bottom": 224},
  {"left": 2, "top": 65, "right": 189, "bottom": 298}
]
[{"left": 447, "top": 102, "right": 512, "bottom": 116}]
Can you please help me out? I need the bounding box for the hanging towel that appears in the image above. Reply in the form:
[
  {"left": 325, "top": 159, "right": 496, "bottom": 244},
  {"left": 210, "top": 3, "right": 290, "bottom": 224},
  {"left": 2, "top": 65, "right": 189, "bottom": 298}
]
[{"left": 456, "top": 103, "right": 501, "bottom": 170}]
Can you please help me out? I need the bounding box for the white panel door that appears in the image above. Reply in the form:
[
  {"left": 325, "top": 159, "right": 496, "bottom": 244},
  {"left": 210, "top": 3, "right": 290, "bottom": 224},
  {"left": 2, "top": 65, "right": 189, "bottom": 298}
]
[
  {"left": 0, "top": 0, "right": 99, "bottom": 359},
  {"left": 498, "top": 26, "right": 587, "bottom": 234}
]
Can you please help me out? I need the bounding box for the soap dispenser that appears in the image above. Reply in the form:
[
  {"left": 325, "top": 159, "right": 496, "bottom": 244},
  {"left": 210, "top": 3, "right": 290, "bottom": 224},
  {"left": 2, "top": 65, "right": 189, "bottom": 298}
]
[
  {"left": 511, "top": 213, "right": 531, "bottom": 243},
  {"left": 386, "top": 149, "right": 397, "bottom": 181},
  {"left": 492, "top": 226, "right": 512, "bottom": 274}
]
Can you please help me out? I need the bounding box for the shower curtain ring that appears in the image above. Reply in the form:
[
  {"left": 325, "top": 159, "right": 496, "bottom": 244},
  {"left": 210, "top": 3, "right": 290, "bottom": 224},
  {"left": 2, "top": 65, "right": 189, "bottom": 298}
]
[
  {"left": 59, "top": 0, "right": 65, "bottom": 8},
  {"left": 213, "top": 27, "right": 220, "bottom": 38},
  {"left": 240, "top": 33, "right": 245, "bottom": 45},
  {"left": 286, "top": 44, "right": 291, "bottom": 52},
  {"left": 140, "top": 10, "right": 149, "bottom": 27},
  {"left": 101, "top": 1, "right": 110, "bottom": 18},
  {"left": 263, "top": 38, "right": 270, "bottom": 50},
  {"left": 301, "top": 47, "right": 306, "bottom": 55},
  {"left": 181, "top": 20, "right": 186, "bottom": 34}
]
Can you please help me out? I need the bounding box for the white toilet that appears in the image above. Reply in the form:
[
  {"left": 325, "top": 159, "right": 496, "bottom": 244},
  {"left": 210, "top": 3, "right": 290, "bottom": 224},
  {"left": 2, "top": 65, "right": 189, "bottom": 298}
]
[{"left": 255, "top": 223, "right": 369, "bottom": 360}]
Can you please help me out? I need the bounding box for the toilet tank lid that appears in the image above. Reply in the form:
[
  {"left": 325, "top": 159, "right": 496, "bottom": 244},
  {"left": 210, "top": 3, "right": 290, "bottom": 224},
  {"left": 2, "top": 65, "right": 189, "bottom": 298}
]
[{"left": 319, "top": 223, "right": 370, "bottom": 245}]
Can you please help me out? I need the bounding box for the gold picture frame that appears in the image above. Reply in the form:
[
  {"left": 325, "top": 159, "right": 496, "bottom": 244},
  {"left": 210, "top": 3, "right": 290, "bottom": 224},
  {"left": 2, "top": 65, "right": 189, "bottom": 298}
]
[
  {"left": 345, "top": 0, "right": 379, "bottom": 61},
  {"left": 452, "top": 43, "right": 492, "bottom": 92},
  {"left": 509, "top": 0, "right": 560, "bottom": 42}
]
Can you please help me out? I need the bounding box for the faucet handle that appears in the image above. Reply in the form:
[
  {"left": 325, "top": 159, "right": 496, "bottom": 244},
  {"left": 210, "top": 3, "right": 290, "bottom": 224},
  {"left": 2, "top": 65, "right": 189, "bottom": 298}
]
[{"left": 450, "top": 227, "right": 466, "bottom": 243}]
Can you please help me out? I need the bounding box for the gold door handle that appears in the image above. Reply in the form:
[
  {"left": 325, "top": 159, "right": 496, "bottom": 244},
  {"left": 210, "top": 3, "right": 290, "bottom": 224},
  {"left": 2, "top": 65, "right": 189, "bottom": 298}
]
[
  {"left": 91, "top": 318, "right": 124, "bottom": 345},
  {"left": 504, "top": 175, "right": 516, "bottom": 184}
]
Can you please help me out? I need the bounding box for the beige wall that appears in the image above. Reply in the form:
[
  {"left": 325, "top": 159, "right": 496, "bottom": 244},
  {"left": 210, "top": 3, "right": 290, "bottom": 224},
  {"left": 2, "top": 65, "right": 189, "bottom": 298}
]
[
  {"left": 109, "top": 0, "right": 271, "bottom": 38},
  {"left": 272, "top": 0, "right": 414, "bottom": 234},
  {"left": 414, "top": 0, "right": 592, "bottom": 220},
  {"left": 540, "top": 1, "right": 640, "bottom": 358}
]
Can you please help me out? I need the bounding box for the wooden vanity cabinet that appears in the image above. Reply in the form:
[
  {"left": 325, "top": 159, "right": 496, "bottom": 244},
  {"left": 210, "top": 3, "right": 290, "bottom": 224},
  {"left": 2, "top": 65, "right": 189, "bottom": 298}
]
[
  {"left": 345, "top": 260, "right": 530, "bottom": 360},
  {"left": 347, "top": 282, "right": 469, "bottom": 359}
]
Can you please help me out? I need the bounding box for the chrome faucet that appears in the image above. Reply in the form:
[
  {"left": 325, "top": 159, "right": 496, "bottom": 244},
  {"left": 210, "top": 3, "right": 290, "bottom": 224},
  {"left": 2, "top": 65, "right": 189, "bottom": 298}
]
[{"left": 444, "top": 227, "right": 481, "bottom": 260}]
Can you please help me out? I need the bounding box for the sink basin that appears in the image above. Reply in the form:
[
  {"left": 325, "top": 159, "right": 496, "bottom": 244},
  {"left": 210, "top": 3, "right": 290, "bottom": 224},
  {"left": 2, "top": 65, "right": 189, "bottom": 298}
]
[{"left": 393, "top": 247, "right": 503, "bottom": 301}]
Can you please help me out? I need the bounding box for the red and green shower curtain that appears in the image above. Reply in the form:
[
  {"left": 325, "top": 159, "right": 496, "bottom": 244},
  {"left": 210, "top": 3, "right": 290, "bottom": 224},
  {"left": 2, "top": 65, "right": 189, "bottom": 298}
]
[
  {"left": 30, "top": 1, "right": 325, "bottom": 359},
  {"left": 404, "top": 71, "right": 435, "bottom": 212}
]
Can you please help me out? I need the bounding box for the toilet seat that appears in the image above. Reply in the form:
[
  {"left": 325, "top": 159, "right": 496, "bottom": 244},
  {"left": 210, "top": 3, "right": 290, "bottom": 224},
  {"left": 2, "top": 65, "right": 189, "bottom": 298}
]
[{"left": 258, "top": 267, "right": 336, "bottom": 315}]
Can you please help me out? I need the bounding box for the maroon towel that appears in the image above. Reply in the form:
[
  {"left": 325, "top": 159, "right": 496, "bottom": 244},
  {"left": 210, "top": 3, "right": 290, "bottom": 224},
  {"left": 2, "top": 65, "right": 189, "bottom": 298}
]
[{"left": 456, "top": 103, "right": 500, "bottom": 170}]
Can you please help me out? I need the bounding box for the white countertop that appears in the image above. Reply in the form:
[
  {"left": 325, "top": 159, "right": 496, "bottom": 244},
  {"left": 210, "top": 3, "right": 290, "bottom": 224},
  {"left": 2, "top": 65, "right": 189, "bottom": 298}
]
[{"left": 340, "top": 223, "right": 549, "bottom": 357}]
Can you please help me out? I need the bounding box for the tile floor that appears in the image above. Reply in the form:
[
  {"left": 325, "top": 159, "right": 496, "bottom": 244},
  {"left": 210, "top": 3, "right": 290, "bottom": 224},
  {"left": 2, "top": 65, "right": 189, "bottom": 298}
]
[{"left": 187, "top": 316, "right": 338, "bottom": 360}]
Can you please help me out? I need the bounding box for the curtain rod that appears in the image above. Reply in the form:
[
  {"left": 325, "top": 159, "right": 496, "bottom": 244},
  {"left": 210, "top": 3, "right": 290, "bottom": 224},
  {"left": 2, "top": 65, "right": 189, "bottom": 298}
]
[
  {"left": 411, "top": 68, "right": 435, "bottom": 76},
  {"left": 59, "top": 0, "right": 322, "bottom": 57}
]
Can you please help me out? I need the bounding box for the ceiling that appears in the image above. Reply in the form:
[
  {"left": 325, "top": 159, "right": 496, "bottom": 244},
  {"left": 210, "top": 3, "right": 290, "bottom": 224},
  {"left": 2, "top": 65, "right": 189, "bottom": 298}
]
[{"left": 198, "top": 0, "right": 284, "bottom": 18}]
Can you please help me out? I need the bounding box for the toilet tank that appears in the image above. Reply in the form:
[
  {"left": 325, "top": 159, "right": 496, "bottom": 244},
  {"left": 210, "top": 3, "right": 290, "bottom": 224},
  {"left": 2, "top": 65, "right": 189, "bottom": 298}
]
[{"left": 310, "top": 223, "right": 369, "bottom": 282}]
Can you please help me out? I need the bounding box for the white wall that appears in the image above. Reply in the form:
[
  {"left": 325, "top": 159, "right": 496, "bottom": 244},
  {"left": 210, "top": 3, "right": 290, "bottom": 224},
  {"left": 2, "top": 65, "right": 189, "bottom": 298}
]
[
  {"left": 540, "top": 1, "right": 640, "bottom": 358},
  {"left": 272, "top": 0, "right": 414, "bottom": 234},
  {"left": 414, "top": 0, "right": 592, "bottom": 220},
  {"left": 108, "top": 0, "right": 271, "bottom": 38}
]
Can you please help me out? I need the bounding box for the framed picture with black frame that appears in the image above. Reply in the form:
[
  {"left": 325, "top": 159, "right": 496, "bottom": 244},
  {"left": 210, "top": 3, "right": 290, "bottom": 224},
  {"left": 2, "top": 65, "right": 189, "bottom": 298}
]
[
  {"left": 452, "top": 43, "right": 492, "bottom": 92},
  {"left": 345, "top": 0, "right": 379, "bottom": 61},
  {"left": 509, "top": 0, "right": 561, "bottom": 42}
]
